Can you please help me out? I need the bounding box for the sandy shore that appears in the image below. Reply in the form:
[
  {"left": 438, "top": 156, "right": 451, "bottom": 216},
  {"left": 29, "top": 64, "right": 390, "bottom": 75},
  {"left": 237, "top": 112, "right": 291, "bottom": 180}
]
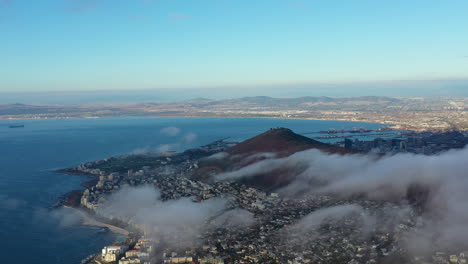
[{"left": 68, "top": 207, "right": 130, "bottom": 236}]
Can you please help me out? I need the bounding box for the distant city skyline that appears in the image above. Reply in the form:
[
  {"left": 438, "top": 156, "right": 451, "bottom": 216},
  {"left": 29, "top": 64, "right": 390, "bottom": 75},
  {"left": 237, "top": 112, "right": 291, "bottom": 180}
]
[{"left": 1, "top": 0, "right": 468, "bottom": 94}]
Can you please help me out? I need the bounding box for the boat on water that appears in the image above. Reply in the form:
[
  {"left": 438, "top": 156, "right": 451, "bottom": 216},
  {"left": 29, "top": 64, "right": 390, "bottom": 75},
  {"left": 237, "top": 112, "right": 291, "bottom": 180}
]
[{"left": 9, "top": 125, "right": 24, "bottom": 128}]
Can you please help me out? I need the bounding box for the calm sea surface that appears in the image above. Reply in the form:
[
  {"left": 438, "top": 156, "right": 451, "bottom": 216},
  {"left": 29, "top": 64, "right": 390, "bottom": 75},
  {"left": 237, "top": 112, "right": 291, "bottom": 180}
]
[{"left": 0, "top": 117, "right": 389, "bottom": 263}]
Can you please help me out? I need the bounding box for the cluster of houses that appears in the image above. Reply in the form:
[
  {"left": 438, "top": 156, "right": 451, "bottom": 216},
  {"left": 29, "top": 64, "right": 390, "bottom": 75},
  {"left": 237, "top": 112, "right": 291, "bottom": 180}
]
[{"left": 72, "top": 140, "right": 467, "bottom": 264}]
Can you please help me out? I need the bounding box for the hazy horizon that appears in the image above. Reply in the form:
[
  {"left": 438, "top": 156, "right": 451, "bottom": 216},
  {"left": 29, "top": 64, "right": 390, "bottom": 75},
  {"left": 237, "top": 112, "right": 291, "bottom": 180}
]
[{"left": 1, "top": 78, "right": 468, "bottom": 105}]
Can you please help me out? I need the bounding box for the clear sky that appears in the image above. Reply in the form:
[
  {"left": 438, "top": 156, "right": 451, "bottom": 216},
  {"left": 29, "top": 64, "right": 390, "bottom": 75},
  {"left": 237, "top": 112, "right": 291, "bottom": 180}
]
[{"left": 1, "top": 0, "right": 468, "bottom": 94}]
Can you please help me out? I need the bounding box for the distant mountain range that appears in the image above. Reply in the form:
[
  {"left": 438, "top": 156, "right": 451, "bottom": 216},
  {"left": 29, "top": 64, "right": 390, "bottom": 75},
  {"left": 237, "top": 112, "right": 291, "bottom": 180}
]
[
  {"left": 0, "top": 95, "right": 402, "bottom": 115},
  {"left": 184, "top": 96, "right": 401, "bottom": 107}
]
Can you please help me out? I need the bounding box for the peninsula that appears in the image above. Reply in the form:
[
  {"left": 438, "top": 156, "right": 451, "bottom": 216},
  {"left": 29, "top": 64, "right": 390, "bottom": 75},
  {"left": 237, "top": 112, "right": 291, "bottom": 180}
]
[{"left": 57, "top": 128, "right": 468, "bottom": 264}]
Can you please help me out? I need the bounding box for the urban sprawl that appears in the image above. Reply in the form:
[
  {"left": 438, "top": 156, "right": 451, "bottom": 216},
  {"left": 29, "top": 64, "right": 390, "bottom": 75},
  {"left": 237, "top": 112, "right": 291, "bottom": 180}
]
[{"left": 57, "top": 129, "right": 468, "bottom": 264}]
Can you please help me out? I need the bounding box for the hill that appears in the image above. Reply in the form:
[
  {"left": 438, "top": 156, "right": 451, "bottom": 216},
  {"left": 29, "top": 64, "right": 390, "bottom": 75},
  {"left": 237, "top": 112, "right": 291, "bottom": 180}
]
[
  {"left": 192, "top": 128, "right": 355, "bottom": 190},
  {"left": 226, "top": 127, "right": 354, "bottom": 157}
]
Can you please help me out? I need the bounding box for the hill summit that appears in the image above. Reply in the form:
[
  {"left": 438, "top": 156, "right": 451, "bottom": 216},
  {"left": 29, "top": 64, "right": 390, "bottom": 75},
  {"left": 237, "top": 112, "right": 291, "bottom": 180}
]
[
  {"left": 226, "top": 127, "right": 354, "bottom": 157},
  {"left": 192, "top": 128, "right": 355, "bottom": 188}
]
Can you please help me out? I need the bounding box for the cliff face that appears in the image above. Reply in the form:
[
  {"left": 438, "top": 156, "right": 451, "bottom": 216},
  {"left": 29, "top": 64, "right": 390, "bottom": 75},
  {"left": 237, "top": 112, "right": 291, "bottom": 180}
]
[{"left": 193, "top": 128, "right": 356, "bottom": 189}]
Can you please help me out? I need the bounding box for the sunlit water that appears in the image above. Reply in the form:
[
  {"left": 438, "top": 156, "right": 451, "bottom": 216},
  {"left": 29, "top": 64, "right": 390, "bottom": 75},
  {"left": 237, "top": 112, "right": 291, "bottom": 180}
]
[{"left": 0, "top": 117, "right": 390, "bottom": 264}]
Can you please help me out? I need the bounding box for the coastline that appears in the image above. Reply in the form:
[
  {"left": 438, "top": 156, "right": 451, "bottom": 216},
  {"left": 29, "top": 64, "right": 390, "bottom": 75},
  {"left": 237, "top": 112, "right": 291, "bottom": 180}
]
[
  {"left": 0, "top": 115, "right": 397, "bottom": 128},
  {"left": 56, "top": 169, "right": 131, "bottom": 237},
  {"left": 52, "top": 118, "right": 401, "bottom": 209},
  {"left": 55, "top": 169, "right": 99, "bottom": 207},
  {"left": 66, "top": 206, "right": 130, "bottom": 236}
]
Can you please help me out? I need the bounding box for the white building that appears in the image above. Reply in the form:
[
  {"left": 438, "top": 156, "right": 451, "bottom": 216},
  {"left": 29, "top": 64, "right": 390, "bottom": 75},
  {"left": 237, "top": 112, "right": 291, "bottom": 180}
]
[{"left": 102, "top": 245, "right": 127, "bottom": 263}]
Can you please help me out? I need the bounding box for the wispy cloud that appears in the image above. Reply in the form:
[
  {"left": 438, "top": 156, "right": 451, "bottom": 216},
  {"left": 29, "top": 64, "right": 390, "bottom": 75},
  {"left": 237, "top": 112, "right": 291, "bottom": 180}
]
[
  {"left": 155, "top": 143, "right": 178, "bottom": 153},
  {"left": 216, "top": 146, "right": 468, "bottom": 251},
  {"left": 160, "top": 126, "right": 181, "bottom": 136},
  {"left": 182, "top": 132, "right": 198, "bottom": 143},
  {"left": 98, "top": 185, "right": 255, "bottom": 248}
]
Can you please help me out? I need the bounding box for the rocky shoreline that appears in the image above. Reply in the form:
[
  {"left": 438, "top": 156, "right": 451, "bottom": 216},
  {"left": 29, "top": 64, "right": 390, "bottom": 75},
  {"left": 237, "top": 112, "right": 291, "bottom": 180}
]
[{"left": 54, "top": 169, "right": 99, "bottom": 208}]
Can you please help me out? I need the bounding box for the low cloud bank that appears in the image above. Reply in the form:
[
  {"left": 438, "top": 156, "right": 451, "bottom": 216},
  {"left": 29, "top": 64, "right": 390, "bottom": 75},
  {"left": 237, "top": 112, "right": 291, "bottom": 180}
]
[
  {"left": 97, "top": 185, "right": 255, "bottom": 248},
  {"left": 160, "top": 126, "right": 181, "bottom": 137},
  {"left": 182, "top": 132, "right": 197, "bottom": 143},
  {"left": 202, "top": 152, "right": 229, "bottom": 161},
  {"left": 215, "top": 150, "right": 318, "bottom": 181},
  {"left": 130, "top": 127, "right": 199, "bottom": 154},
  {"left": 293, "top": 204, "right": 366, "bottom": 230},
  {"left": 286, "top": 204, "right": 375, "bottom": 241},
  {"left": 216, "top": 147, "right": 468, "bottom": 201},
  {"left": 216, "top": 146, "right": 468, "bottom": 251}
]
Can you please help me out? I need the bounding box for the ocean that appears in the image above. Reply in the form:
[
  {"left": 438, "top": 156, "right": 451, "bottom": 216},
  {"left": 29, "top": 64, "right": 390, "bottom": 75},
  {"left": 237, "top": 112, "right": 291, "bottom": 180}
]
[{"left": 0, "top": 117, "right": 390, "bottom": 263}]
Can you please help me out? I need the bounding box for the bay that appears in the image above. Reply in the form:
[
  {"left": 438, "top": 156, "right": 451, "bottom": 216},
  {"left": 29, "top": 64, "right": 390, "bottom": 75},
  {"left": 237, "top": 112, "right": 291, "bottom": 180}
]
[{"left": 0, "top": 117, "right": 389, "bottom": 263}]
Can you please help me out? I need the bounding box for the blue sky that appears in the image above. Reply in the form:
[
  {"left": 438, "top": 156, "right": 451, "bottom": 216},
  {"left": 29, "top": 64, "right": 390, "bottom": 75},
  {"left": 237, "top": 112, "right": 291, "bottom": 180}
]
[{"left": 1, "top": 0, "right": 468, "bottom": 96}]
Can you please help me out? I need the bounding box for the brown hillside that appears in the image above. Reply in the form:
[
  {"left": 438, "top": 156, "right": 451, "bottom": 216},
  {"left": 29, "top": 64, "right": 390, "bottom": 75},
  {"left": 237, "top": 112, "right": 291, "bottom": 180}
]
[
  {"left": 226, "top": 127, "right": 355, "bottom": 157},
  {"left": 192, "top": 128, "right": 355, "bottom": 188}
]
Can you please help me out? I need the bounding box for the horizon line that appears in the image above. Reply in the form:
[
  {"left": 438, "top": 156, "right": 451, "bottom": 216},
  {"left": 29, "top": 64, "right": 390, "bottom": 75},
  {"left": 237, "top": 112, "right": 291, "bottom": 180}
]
[{"left": 1, "top": 77, "right": 468, "bottom": 95}]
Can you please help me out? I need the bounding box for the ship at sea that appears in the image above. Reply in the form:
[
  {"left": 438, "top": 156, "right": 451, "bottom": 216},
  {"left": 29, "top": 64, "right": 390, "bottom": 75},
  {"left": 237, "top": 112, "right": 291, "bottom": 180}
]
[{"left": 9, "top": 124, "right": 25, "bottom": 128}]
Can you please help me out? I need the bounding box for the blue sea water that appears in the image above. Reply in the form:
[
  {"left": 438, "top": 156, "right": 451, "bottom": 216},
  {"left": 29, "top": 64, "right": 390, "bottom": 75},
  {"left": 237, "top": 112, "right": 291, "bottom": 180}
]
[{"left": 0, "top": 117, "right": 388, "bottom": 264}]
